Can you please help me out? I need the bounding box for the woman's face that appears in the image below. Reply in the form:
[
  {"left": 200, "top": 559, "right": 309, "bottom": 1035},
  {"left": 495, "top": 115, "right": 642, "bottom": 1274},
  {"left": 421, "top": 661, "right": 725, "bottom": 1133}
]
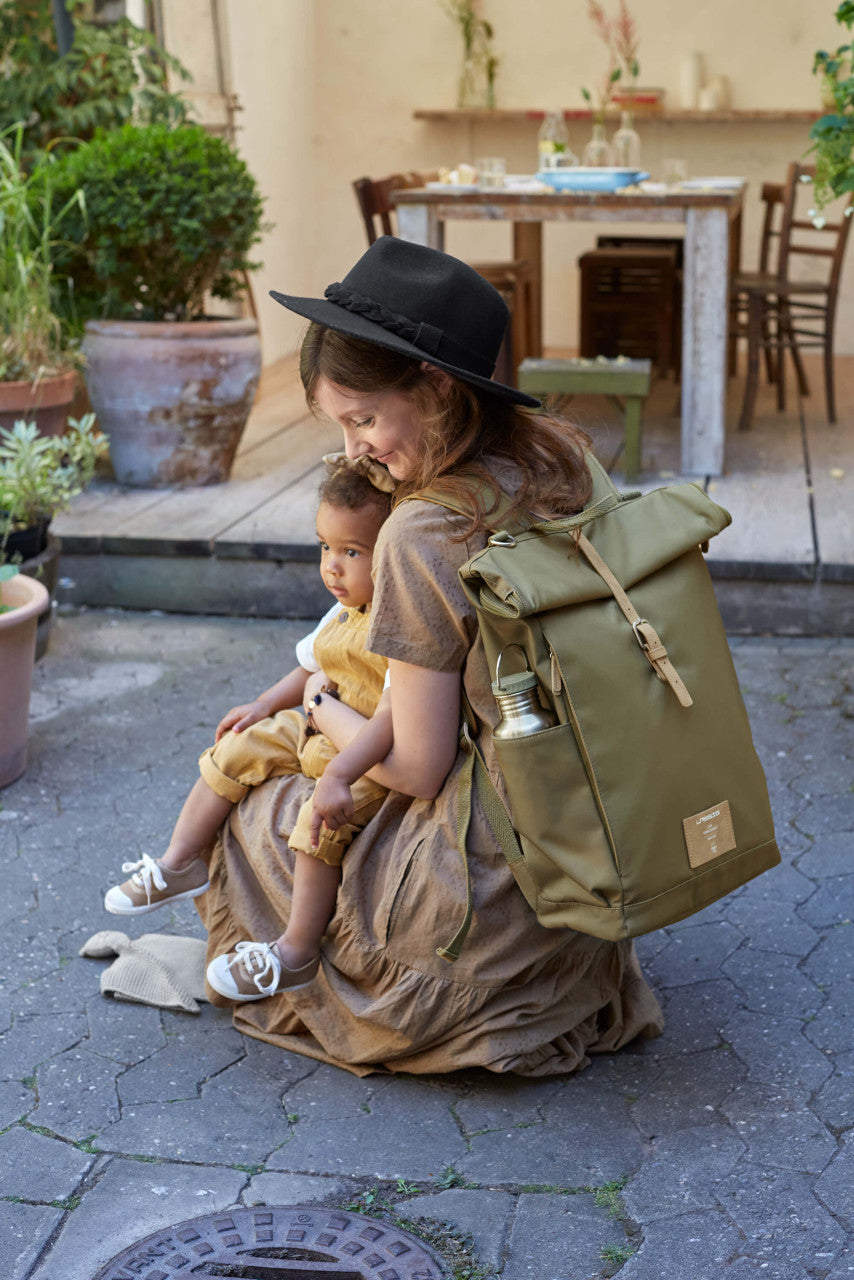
[{"left": 314, "top": 376, "right": 426, "bottom": 481}]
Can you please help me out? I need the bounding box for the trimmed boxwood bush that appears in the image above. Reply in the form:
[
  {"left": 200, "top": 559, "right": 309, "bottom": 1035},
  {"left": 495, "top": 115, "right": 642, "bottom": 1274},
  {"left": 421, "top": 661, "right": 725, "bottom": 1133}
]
[{"left": 49, "top": 122, "right": 266, "bottom": 321}]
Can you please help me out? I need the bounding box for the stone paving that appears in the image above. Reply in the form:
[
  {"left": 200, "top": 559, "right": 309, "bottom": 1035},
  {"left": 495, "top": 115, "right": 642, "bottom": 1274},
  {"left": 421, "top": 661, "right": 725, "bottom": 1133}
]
[{"left": 1, "top": 609, "right": 852, "bottom": 1280}]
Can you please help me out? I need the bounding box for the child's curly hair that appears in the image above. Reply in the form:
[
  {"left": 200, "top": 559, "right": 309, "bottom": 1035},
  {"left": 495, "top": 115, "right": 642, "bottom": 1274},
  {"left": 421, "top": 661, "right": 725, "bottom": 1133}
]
[{"left": 317, "top": 458, "right": 394, "bottom": 523}]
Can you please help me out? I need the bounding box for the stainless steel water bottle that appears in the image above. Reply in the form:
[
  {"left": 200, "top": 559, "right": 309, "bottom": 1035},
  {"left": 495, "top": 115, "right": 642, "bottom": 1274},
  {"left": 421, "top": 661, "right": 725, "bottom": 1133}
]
[{"left": 491, "top": 649, "right": 557, "bottom": 741}]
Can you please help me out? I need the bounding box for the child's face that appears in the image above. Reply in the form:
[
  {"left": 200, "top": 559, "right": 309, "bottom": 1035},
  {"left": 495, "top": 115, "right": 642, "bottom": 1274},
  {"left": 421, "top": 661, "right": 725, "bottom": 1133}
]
[
  {"left": 316, "top": 499, "right": 383, "bottom": 610},
  {"left": 313, "top": 377, "right": 426, "bottom": 481}
]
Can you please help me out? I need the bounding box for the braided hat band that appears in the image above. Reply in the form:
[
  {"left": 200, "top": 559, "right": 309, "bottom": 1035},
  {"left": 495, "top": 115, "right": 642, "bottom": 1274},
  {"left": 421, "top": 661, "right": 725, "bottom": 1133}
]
[
  {"left": 269, "top": 237, "right": 540, "bottom": 409},
  {"left": 322, "top": 282, "right": 493, "bottom": 378}
]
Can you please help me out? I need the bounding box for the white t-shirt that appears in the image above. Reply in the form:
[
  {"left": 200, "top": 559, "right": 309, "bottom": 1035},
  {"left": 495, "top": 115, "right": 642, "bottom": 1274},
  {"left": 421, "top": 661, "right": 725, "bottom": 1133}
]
[{"left": 295, "top": 603, "right": 391, "bottom": 690}]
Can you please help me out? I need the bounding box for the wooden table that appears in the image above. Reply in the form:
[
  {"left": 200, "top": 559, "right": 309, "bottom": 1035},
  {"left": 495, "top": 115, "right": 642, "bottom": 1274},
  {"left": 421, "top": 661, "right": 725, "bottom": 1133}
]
[{"left": 393, "top": 184, "right": 745, "bottom": 477}]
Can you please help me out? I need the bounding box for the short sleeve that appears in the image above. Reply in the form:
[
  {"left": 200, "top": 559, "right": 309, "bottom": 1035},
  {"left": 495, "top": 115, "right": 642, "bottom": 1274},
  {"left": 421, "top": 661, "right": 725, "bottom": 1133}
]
[
  {"left": 294, "top": 603, "right": 341, "bottom": 671},
  {"left": 366, "top": 500, "right": 480, "bottom": 672}
]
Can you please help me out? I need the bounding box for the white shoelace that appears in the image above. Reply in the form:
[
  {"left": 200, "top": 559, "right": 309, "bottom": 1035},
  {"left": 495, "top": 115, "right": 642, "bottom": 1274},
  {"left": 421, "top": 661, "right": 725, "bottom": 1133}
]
[
  {"left": 225, "top": 941, "right": 282, "bottom": 995},
  {"left": 120, "top": 853, "right": 167, "bottom": 904}
]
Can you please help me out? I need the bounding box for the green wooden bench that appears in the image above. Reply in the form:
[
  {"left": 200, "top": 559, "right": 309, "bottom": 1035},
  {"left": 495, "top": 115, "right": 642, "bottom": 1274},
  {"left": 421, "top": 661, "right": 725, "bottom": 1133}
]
[{"left": 517, "top": 356, "right": 652, "bottom": 482}]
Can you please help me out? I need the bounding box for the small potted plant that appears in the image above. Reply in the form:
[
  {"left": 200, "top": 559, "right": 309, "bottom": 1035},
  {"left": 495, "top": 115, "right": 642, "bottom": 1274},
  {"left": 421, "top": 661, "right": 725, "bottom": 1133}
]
[
  {"left": 0, "top": 125, "right": 84, "bottom": 436},
  {"left": 810, "top": 1, "right": 854, "bottom": 219},
  {"left": 0, "top": 413, "right": 105, "bottom": 656},
  {"left": 0, "top": 563, "right": 50, "bottom": 788},
  {"left": 48, "top": 122, "right": 267, "bottom": 487}
]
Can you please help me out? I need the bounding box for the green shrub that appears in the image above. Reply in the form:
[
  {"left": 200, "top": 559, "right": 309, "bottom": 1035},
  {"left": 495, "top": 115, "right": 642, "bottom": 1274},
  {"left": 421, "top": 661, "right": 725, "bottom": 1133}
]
[
  {"left": 48, "top": 122, "right": 266, "bottom": 322},
  {"left": 0, "top": 0, "right": 190, "bottom": 168}
]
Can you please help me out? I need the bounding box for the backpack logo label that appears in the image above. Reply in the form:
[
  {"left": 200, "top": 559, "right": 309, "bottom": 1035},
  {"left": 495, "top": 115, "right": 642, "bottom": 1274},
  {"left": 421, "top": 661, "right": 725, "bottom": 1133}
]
[{"left": 683, "top": 800, "right": 736, "bottom": 868}]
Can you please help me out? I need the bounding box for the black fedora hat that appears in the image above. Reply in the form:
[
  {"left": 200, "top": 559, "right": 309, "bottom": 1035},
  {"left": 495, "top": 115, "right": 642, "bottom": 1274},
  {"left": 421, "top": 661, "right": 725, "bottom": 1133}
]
[{"left": 270, "top": 236, "right": 540, "bottom": 407}]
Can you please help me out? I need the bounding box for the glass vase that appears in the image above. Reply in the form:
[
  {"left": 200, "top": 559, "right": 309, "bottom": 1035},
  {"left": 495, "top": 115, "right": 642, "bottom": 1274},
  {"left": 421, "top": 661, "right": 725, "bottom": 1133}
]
[
  {"left": 457, "top": 56, "right": 488, "bottom": 109},
  {"left": 582, "top": 120, "right": 614, "bottom": 167},
  {"left": 611, "top": 110, "right": 641, "bottom": 168}
]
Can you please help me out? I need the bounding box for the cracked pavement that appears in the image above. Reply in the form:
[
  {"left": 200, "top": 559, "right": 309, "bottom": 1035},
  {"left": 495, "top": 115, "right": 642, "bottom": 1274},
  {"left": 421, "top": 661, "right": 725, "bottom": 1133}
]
[{"left": 1, "top": 610, "right": 852, "bottom": 1279}]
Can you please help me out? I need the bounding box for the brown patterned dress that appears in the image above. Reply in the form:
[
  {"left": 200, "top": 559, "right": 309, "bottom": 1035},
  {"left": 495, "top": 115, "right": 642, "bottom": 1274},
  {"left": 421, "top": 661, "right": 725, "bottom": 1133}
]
[{"left": 196, "top": 498, "right": 664, "bottom": 1075}]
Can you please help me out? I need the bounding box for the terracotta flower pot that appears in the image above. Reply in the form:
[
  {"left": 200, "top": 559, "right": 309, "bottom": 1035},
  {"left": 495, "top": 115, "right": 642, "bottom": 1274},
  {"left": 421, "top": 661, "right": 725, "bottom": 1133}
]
[
  {"left": 82, "top": 318, "right": 262, "bottom": 487},
  {"left": 0, "top": 371, "right": 77, "bottom": 437},
  {"left": 0, "top": 573, "right": 49, "bottom": 788}
]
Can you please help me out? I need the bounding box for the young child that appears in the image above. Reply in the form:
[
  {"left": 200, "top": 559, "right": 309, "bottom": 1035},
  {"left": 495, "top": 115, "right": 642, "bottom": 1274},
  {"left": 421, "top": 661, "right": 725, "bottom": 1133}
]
[{"left": 104, "top": 454, "right": 395, "bottom": 999}]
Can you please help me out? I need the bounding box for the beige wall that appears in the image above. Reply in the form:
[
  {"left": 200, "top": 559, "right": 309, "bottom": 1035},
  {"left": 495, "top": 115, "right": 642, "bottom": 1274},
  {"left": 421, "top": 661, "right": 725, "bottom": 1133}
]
[{"left": 174, "top": 0, "right": 853, "bottom": 361}]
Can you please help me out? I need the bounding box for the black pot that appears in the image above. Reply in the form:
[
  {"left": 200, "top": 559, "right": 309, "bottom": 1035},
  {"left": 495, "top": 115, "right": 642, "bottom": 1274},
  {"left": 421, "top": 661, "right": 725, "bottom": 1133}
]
[{"left": 1, "top": 518, "right": 50, "bottom": 561}]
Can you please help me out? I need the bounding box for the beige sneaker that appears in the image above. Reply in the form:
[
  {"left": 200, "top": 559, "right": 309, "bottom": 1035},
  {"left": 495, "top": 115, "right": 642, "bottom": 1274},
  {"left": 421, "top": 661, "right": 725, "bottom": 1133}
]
[
  {"left": 206, "top": 941, "right": 319, "bottom": 1002},
  {"left": 104, "top": 853, "right": 209, "bottom": 915}
]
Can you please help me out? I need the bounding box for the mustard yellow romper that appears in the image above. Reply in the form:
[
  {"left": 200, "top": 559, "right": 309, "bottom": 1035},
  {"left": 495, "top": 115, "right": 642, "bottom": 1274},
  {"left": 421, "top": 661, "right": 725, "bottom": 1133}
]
[{"left": 198, "top": 606, "right": 388, "bottom": 866}]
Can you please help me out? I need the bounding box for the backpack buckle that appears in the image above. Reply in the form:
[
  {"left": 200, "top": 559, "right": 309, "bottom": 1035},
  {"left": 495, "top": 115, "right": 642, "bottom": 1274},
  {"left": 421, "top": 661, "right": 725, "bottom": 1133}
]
[
  {"left": 632, "top": 618, "right": 668, "bottom": 682},
  {"left": 488, "top": 529, "right": 517, "bottom": 547}
]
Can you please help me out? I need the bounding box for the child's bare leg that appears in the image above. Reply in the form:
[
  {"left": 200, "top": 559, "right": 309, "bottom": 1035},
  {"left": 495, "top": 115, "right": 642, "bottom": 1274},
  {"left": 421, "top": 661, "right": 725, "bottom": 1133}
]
[
  {"left": 160, "top": 778, "right": 234, "bottom": 871},
  {"left": 274, "top": 850, "right": 341, "bottom": 969}
]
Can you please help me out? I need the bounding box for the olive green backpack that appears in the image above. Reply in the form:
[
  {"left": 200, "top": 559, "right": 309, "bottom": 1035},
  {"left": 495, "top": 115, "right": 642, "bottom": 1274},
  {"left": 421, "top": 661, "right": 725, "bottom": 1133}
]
[{"left": 414, "top": 457, "right": 780, "bottom": 960}]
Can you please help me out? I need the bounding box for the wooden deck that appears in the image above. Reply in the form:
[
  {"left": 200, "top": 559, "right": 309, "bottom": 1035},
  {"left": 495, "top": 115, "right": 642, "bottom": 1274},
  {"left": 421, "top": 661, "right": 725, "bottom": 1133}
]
[{"left": 53, "top": 351, "right": 854, "bottom": 633}]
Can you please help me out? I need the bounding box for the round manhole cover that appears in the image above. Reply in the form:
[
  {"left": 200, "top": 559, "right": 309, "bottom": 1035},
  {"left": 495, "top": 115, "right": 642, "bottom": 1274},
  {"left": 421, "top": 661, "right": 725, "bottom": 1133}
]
[{"left": 93, "top": 1204, "right": 447, "bottom": 1279}]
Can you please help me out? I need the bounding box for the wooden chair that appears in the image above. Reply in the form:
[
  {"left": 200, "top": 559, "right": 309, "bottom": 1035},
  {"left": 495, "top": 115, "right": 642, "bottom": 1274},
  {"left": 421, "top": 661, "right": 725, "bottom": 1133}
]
[
  {"left": 352, "top": 173, "right": 536, "bottom": 386},
  {"left": 732, "top": 162, "right": 854, "bottom": 430},
  {"left": 578, "top": 246, "right": 678, "bottom": 378},
  {"left": 595, "top": 235, "right": 683, "bottom": 377},
  {"left": 731, "top": 180, "right": 788, "bottom": 387}
]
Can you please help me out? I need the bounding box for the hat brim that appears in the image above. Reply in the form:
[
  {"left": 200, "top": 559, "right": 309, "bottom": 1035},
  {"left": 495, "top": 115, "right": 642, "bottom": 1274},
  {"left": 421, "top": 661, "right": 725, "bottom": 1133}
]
[{"left": 270, "top": 290, "right": 541, "bottom": 408}]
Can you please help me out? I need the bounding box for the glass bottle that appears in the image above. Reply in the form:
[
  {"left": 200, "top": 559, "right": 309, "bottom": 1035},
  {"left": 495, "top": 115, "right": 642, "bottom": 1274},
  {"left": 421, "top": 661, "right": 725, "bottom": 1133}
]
[
  {"left": 491, "top": 670, "right": 557, "bottom": 740},
  {"left": 611, "top": 109, "right": 641, "bottom": 168},
  {"left": 582, "top": 120, "right": 615, "bottom": 167},
  {"left": 538, "top": 111, "right": 574, "bottom": 171}
]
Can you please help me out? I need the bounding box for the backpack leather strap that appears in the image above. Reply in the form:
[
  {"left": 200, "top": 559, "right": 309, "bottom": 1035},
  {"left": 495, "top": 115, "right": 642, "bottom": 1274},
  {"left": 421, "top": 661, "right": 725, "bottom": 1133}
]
[{"left": 577, "top": 533, "right": 694, "bottom": 708}]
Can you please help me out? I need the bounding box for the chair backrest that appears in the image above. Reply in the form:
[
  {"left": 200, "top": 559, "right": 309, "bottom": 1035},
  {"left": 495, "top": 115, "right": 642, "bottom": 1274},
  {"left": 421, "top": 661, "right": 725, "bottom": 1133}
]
[
  {"left": 757, "top": 181, "right": 785, "bottom": 273},
  {"left": 352, "top": 172, "right": 439, "bottom": 246},
  {"left": 776, "top": 161, "right": 854, "bottom": 296}
]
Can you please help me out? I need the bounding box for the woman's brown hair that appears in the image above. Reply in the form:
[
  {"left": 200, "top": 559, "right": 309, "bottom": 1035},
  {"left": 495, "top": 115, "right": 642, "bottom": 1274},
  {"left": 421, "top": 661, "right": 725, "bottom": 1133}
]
[{"left": 300, "top": 325, "right": 592, "bottom": 536}]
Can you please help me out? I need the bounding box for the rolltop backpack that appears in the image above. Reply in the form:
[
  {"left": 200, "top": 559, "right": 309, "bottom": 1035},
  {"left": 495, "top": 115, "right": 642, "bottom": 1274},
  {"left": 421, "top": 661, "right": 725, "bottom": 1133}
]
[{"left": 413, "top": 457, "right": 780, "bottom": 961}]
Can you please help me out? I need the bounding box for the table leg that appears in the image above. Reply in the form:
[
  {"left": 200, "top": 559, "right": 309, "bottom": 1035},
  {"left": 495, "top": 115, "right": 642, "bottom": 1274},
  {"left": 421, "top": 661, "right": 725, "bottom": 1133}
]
[
  {"left": 513, "top": 222, "right": 543, "bottom": 358},
  {"left": 681, "top": 206, "right": 730, "bottom": 477},
  {"left": 395, "top": 203, "right": 444, "bottom": 251}
]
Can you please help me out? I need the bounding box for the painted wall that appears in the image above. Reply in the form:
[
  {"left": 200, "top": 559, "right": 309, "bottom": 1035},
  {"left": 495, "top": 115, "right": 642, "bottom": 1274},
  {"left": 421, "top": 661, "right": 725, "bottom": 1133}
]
[{"left": 176, "top": 0, "right": 852, "bottom": 362}]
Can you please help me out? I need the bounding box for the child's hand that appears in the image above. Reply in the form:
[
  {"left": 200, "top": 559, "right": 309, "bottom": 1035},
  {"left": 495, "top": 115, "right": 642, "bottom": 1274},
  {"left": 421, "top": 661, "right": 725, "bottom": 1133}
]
[
  {"left": 215, "top": 700, "right": 269, "bottom": 741},
  {"left": 310, "top": 772, "right": 355, "bottom": 848}
]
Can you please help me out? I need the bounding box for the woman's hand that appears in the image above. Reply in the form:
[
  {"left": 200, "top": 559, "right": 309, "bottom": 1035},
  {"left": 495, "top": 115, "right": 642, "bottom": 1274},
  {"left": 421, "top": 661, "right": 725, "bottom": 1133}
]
[
  {"left": 215, "top": 700, "right": 270, "bottom": 740},
  {"left": 310, "top": 769, "right": 355, "bottom": 847}
]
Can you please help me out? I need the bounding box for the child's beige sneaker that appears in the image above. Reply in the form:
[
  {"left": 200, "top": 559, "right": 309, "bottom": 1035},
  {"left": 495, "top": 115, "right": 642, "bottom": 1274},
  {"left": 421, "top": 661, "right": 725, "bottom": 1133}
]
[
  {"left": 104, "top": 853, "right": 209, "bottom": 915},
  {"left": 206, "top": 941, "right": 319, "bottom": 1001}
]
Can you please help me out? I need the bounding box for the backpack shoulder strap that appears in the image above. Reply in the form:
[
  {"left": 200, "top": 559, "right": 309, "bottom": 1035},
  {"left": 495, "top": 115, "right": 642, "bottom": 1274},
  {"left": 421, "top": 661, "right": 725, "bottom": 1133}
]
[{"left": 402, "top": 474, "right": 521, "bottom": 534}]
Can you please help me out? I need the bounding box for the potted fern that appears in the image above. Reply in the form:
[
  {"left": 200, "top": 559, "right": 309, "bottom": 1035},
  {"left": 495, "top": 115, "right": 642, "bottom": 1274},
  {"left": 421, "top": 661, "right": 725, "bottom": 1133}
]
[
  {"left": 48, "top": 122, "right": 267, "bottom": 487},
  {"left": 0, "top": 126, "right": 84, "bottom": 437}
]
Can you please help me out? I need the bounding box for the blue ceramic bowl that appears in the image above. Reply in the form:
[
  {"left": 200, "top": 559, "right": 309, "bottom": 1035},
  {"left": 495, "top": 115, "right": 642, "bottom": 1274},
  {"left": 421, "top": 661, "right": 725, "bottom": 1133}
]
[{"left": 537, "top": 168, "right": 649, "bottom": 192}]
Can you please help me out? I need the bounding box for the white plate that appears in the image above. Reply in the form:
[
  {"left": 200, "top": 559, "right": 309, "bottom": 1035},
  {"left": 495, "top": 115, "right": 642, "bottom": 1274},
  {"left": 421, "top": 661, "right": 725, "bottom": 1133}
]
[
  {"left": 680, "top": 176, "right": 744, "bottom": 190},
  {"left": 425, "top": 182, "right": 479, "bottom": 192}
]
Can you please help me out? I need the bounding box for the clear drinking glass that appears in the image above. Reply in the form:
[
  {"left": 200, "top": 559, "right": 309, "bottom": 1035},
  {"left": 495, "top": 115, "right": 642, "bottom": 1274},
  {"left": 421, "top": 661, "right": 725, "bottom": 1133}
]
[
  {"left": 662, "top": 157, "right": 688, "bottom": 187},
  {"left": 476, "top": 157, "right": 506, "bottom": 188}
]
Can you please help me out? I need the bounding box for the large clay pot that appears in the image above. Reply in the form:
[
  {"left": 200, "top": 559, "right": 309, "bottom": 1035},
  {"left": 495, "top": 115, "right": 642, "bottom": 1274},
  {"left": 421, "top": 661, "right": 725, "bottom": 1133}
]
[
  {"left": 82, "top": 318, "right": 262, "bottom": 487},
  {"left": 1, "top": 525, "right": 58, "bottom": 659},
  {"left": 0, "top": 371, "right": 77, "bottom": 437},
  {"left": 0, "top": 573, "right": 49, "bottom": 787}
]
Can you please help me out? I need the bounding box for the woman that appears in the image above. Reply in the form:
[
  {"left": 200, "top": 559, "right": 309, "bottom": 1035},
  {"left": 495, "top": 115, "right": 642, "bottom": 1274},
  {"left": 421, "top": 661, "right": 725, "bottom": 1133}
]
[{"left": 196, "top": 235, "right": 663, "bottom": 1075}]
